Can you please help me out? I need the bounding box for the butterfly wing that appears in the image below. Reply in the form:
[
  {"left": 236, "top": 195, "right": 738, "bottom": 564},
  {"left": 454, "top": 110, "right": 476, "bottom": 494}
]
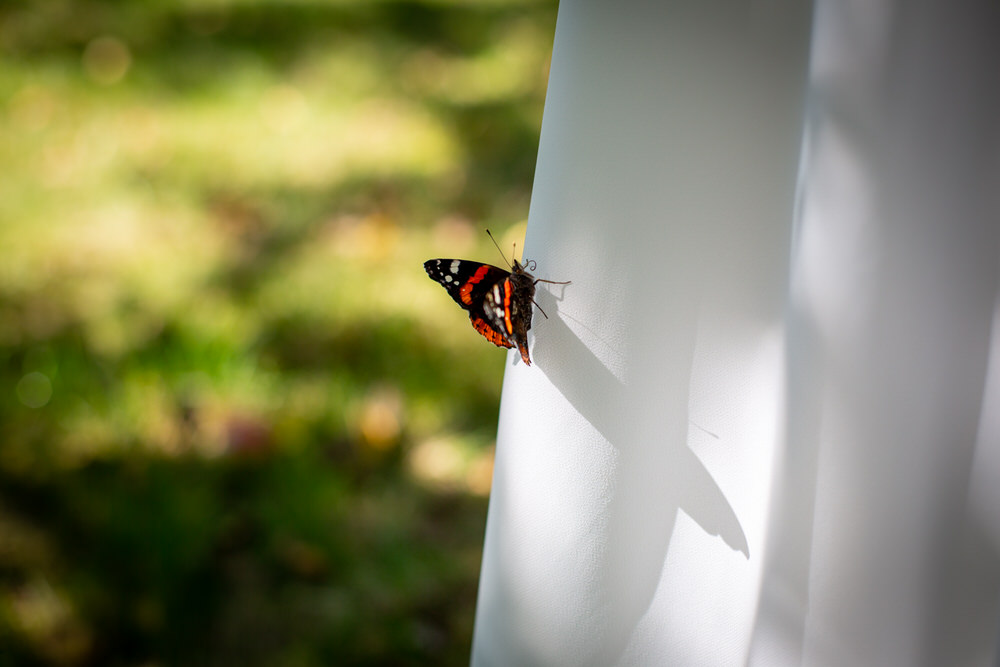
[{"left": 424, "top": 259, "right": 514, "bottom": 350}]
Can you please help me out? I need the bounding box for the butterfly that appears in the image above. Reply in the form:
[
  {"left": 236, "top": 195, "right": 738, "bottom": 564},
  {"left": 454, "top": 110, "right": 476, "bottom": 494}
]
[{"left": 424, "top": 231, "right": 570, "bottom": 365}]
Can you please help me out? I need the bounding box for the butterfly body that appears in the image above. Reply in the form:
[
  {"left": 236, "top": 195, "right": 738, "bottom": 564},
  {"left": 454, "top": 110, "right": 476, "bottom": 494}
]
[{"left": 424, "top": 257, "right": 541, "bottom": 365}]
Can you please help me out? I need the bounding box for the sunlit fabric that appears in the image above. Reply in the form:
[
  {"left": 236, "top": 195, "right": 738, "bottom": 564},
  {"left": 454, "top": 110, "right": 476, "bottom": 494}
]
[{"left": 471, "top": 1, "right": 1000, "bottom": 665}]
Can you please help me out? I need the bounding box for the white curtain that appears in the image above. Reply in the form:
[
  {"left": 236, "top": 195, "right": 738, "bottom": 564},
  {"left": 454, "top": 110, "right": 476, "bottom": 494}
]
[{"left": 471, "top": 1, "right": 1000, "bottom": 665}]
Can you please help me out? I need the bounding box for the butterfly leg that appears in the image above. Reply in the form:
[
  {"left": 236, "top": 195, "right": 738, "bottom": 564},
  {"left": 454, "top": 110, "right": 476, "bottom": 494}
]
[{"left": 532, "top": 298, "right": 549, "bottom": 319}]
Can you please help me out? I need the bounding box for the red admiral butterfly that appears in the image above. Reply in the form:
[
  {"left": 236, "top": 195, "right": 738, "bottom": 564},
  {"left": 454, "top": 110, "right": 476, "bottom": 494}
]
[{"left": 424, "top": 230, "right": 570, "bottom": 366}]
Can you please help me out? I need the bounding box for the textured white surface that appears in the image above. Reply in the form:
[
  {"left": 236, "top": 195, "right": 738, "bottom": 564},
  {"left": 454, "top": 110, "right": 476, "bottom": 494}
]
[{"left": 471, "top": 1, "right": 1000, "bottom": 665}]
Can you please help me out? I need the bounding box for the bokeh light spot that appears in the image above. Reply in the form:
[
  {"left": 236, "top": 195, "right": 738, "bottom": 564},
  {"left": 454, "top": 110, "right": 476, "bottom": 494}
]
[
  {"left": 358, "top": 387, "right": 404, "bottom": 451},
  {"left": 83, "top": 36, "right": 131, "bottom": 85},
  {"left": 17, "top": 372, "right": 52, "bottom": 409},
  {"left": 465, "top": 446, "right": 495, "bottom": 497},
  {"left": 409, "top": 437, "right": 465, "bottom": 490}
]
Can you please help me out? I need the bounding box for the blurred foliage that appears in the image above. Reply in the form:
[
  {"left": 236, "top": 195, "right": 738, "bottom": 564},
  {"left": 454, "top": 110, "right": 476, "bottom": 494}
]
[{"left": 0, "top": 0, "right": 557, "bottom": 664}]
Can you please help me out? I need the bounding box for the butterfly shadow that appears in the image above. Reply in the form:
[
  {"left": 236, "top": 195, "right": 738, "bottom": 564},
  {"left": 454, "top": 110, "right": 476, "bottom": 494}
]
[{"left": 524, "top": 286, "right": 748, "bottom": 664}]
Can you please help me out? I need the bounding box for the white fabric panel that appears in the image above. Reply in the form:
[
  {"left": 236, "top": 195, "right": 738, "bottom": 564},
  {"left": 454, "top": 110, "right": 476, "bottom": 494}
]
[
  {"left": 471, "top": 1, "right": 1000, "bottom": 665},
  {"left": 751, "top": 2, "right": 1000, "bottom": 666}
]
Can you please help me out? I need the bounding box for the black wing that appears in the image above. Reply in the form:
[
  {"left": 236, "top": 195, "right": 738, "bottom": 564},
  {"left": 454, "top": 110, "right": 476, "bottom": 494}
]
[
  {"left": 423, "top": 259, "right": 510, "bottom": 312},
  {"left": 424, "top": 259, "right": 514, "bottom": 349}
]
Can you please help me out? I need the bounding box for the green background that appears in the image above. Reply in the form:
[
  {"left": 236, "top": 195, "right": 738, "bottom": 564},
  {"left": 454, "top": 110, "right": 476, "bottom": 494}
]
[{"left": 0, "top": 1, "right": 557, "bottom": 664}]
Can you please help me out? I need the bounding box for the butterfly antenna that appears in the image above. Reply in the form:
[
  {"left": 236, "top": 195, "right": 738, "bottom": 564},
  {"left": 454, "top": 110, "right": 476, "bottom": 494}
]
[{"left": 485, "top": 229, "right": 511, "bottom": 269}]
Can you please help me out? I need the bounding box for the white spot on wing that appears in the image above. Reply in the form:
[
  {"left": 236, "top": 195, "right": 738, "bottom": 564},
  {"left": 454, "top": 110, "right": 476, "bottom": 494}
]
[{"left": 450, "top": 260, "right": 460, "bottom": 274}]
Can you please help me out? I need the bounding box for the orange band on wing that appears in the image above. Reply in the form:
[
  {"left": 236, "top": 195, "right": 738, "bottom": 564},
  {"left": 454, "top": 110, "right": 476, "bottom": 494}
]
[
  {"left": 503, "top": 279, "right": 513, "bottom": 334},
  {"left": 459, "top": 265, "right": 492, "bottom": 305},
  {"left": 471, "top": 316, "right": 512, "bottom": 349}
]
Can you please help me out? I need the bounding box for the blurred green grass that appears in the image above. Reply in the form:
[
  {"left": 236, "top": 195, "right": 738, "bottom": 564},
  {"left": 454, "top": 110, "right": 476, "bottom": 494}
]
[{"left": 0, "top": 1, "right": 556, "bottom": 664}]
